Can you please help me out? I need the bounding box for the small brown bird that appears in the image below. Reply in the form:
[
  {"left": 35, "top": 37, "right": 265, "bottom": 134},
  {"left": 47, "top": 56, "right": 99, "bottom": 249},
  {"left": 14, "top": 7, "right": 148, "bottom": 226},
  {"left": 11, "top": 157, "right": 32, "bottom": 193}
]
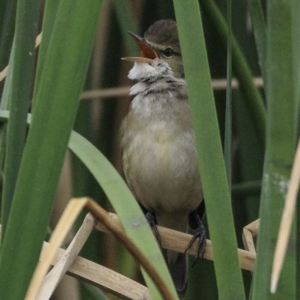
[{"left": 121, "top": 20, "right": 205, "bottom": 298}]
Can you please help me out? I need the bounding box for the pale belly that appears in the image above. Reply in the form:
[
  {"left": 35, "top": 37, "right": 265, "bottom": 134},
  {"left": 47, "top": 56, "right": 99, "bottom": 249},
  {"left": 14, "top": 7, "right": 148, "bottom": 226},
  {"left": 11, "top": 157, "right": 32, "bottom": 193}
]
[{"left": 122, "top": 122, "right": 203, "bottom": 214}]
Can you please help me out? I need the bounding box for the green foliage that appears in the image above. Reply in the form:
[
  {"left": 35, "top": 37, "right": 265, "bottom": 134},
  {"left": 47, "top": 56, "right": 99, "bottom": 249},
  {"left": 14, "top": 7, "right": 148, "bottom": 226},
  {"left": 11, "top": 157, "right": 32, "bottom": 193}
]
[
  {"left": 1, "top": 0, "right": 42, "bottom": 241},
  {"left": 0, "top": 0, "right": 102, "bottom": 298},
  {"left": 173, "top": 0, "right": 245, "bottom": 299},
  {"left": 0, "top": 0, "right": 299, "bottom": 299},
  {"left": 252, "top": 1, "right": 299, "bottom": 298}
]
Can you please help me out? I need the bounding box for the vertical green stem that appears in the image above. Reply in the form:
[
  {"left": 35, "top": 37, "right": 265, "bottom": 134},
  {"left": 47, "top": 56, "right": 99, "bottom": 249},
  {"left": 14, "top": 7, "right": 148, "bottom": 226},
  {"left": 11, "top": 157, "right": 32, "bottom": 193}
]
[
  {"left": 252, "top": 1, "right": 298, "bottom": 298},
  {"left": 172, "top": 0, "right": 245, "bottom": 298},
  {"left": 1, "top": 0, "right": 42, "bottom": 240},
  {"left": 224, "top": 0, "right": 232, "bottom": 189},
  {"left": 247, "top": 0, "right": 267, "bottom": 83},
  {"left": 0, "top": 0, "right": 17, "bottom": 70}
]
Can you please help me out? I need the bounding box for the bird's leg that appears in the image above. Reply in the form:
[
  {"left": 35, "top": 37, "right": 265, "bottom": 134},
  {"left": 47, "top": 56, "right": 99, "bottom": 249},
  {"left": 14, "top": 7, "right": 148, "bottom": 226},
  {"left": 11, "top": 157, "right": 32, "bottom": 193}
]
[
  {"left": 185, "top": 210, "right": 206, "bottom": 266},
  {"left": 145, "top": 209, "right": 161, "bottom": 246}
]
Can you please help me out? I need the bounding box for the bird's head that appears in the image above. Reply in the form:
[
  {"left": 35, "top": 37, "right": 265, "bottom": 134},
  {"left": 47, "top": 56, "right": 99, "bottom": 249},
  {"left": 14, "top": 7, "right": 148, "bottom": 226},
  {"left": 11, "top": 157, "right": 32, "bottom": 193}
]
[
  {"left": 122, "top": 19, "right": 183, "bottom": 79},
  {"left": 144, "top": 19, "right": 183, "bottom": 78}
]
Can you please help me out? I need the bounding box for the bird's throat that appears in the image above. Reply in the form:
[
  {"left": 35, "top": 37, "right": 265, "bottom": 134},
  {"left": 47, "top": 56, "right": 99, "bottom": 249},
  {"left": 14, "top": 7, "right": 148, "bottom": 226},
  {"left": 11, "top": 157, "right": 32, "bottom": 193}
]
[{"left": 128, "top": 62, "right": 156, "bottom": 81}]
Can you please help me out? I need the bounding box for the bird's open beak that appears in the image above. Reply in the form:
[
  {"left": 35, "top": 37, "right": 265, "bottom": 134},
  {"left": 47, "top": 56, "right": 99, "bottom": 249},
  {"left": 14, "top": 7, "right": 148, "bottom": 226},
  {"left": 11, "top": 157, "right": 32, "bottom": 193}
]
[{"left": 121, "top": 31, "right": 158, "bottom": 63}]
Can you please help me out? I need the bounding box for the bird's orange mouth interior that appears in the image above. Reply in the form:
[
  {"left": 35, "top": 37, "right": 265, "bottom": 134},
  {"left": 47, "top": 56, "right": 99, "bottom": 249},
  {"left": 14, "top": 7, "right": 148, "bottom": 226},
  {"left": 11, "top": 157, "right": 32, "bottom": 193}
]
[{"left": 121, "top": 31, "right": 158, "bottom": 62}]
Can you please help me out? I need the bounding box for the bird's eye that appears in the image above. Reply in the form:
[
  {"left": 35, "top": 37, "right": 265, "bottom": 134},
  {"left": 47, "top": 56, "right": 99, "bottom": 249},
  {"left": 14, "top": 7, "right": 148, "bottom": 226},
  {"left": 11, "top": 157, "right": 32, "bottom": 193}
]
[{"left": 163, "top": 48, "right": 173, "bottom": 57}]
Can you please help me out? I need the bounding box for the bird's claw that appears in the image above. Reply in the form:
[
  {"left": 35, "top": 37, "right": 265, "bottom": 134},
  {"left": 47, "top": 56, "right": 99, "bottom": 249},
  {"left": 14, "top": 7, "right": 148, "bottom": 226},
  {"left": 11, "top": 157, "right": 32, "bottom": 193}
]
[
  {"left": 185, "top": 211, "right": 206, "bottom": 266},
  {"left": 145, "top": 209, "right": 161, "bottom": 246}
]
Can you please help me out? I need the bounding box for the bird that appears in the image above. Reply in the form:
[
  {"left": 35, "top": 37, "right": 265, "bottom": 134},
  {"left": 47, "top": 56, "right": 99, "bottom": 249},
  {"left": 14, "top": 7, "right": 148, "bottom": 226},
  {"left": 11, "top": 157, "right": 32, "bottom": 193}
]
[{"left": 120, "top": 19, "right": 206, "bottom": 299}]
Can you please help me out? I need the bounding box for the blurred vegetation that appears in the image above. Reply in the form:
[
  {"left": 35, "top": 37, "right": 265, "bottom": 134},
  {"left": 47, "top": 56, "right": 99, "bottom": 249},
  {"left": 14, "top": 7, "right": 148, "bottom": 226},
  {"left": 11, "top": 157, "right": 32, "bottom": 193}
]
[{"left": 0, "top": 0, "right": 299, "bottom": 299}]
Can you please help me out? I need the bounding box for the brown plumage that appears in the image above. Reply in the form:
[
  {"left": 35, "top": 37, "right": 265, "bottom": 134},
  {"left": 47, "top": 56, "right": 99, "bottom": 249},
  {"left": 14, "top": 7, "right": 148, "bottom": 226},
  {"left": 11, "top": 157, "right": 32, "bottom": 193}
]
[{"left": 121, "top": 20, "right": 204, "bottom": 298}]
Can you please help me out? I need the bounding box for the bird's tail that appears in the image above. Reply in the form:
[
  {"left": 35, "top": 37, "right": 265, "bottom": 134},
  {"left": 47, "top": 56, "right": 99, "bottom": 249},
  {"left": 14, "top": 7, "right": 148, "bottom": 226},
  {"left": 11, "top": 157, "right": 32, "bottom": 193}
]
[
  {"left": 163, "top": 249, "right": 188, "bottom": 299},
  {"left": 156, "top": 212, "right": 189, "bottom": 298}
]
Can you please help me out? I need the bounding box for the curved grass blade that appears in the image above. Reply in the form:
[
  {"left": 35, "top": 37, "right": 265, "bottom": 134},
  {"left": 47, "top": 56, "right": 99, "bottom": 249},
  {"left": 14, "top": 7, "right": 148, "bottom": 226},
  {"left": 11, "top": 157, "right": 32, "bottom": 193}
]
[{"left": 68, "top": 131, "right": 178, "bottom": 300}]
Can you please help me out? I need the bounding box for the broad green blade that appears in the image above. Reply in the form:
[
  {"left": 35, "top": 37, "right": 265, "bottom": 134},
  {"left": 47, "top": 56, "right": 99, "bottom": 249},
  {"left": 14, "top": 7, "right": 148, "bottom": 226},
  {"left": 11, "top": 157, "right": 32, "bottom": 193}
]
[
  {"left": 294, "top": 1, "right": 300, "bottom": 298},
  {"left": 252, "top": 1, "right": 298, "bottom": 298},
  {"left": 0, "top": 0, "right": 102, "bottom": 298},
  {"left": 1, "top": 0, "right": 42, "bottom": 239},
  {"left": 172, "top": 1, "right": 245, "bottom": 299}
]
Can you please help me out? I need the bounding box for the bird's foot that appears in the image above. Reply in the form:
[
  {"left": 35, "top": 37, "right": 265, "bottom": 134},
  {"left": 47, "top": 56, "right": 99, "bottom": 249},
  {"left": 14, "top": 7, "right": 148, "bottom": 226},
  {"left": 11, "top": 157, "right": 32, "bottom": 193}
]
[
  {"left": 145, "top": 209, "right": 161, "bottom": 246},
  {"left": 185, "top": 211, "right": 206, "bottom": 266}
]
